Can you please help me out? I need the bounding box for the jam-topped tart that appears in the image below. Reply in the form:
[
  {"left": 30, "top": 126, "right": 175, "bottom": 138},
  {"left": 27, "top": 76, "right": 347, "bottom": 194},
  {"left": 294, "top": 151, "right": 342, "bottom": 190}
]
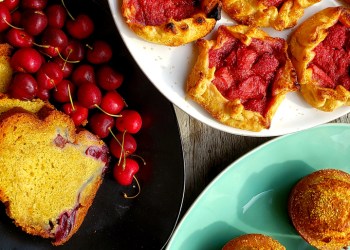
[
  {"left": 289, "top": 7, "right": 350, "bottom": 112},
  {"left": 186, "top": 25, "right": 298, "bottom": 132},
  {"left": 121, "top": 0, "right": 222, "bottom": 46},
  {"left": 222, "top": 0, "right": 320, "bottom": 31}
]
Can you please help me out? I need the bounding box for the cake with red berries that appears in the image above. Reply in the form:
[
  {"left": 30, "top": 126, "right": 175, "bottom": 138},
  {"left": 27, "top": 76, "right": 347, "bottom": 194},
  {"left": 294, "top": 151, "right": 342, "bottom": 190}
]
[
  {"left": 121, "top": 0, "right": 221, "bottom": 46},
  {"left": 0, "top": 107, "right": 109, "bottom": 245},
  {"left": 222, "top": 0, "right": 320, "bottom": 31},
  {"left": 186, "top": 25, "right": 298, "bottom": 131},
  {"left": 289, "top": 7, "right": 350, "bottom": 111},
  {"left": 222, "top": 234, "right": 286, "bottom": 249}
]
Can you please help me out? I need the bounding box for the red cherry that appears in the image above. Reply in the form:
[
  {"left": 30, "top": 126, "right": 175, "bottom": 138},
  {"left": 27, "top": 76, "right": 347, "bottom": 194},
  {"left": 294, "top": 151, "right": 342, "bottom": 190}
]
[
  {"left": 86, "top": 40, "right": 112, "bottom": 64},
  {"left": 89, "top": 113, "right": 115, "bottom": 139},
  {"left": 11, "top": 10, "right": 21, "bottom": 26},
  {"left": 77, "top": 82, "right": 102, "bottom": 109},
  {"left": 45, "top": 4, "right": 66, "bottom": 28},
  {"left": 21, "top": 0, "right": 47, "bottom": 10},
  {"left": 52, "top": 79, "right": 75, "bottom": 103},
  {"left": 9, "top": 73, "right": 38, "bottom": 100},
  {"left": 41, "top": 27, "right": 68, "bottom": 57},
  {"left": 2, "top": 0, "right": 20, "bottom": 11},
  {"left": 62, "top": 39, "right": 85, "bottom": 62},
  {"left": 0, "top": 3, "right": 12, "bottom": 32},
  {"left": 115, "top": 110, "right": 142, "bottom": 134},
  {"left": 71, "top": 64, "right": 95, "bottom": 86},
  {"left": 62, "top": 102, "right": 88, "bottom": 126},
  {"left": 113, "top": 158, "right": 139, "bottom": 186},
  {"left": 96, "top": 65, "right": 123, "bottom": 90},
  {"left": 66, "top": 14, "right": 94, "bottom": 40},
  {"left": 100, "top": 91, "right": 125, "bottom": 115},
  {"left": 21, "top": 10, "right": 48, "bottom": 36},
  {"left": 36, "top": 87, "right": 49, "bottom": 100},
  {"left": 10, "top": 47, "right": 42, "bottom": 73},
  {"left": 110, "top": 132, "right": 137, "bottom": 158},
  {"left": 53, "top": 57, "right": 73, "bottom": 78},
  {"left": 5, "top": 28, "right": 33, "bottom": 48},
  {"left": 36, "top": 62, "right": 63, "bottom": 90}
]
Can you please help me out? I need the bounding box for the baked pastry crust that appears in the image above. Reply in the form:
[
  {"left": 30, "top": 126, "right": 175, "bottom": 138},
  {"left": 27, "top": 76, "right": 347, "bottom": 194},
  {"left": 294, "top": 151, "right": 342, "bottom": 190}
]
[
  {"left": 186, "top": 25, "right": 298, "bottom": 132},
  {"left": 121, "top": 0, "right": 221, "bottom": 46},
  {"left": 289, "top": 7, "right": 350, "bottom": 111},
  {"left": 222, "top": 234, "right": 286, "bottom": 250},
  {"left": 222, "top": 0, "right": 320, "bottom": 31},
  {"left": 288, "top": 169, "right": 350, "bottom": 249}
]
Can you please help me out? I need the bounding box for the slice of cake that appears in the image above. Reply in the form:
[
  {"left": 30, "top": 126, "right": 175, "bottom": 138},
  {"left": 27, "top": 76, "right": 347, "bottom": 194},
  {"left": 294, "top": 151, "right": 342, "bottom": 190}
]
[
  {"left": 0, "top": 108, "right": 109, "bottom": 245},
  {"left": 0, "top": 93, "right": 50, "bottom": 115}
]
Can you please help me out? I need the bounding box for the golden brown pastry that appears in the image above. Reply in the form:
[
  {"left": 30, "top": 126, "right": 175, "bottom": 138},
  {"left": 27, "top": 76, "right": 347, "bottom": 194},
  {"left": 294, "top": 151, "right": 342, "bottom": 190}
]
[
  {"left": 186, "top": 25, "right": 298, "bottom": 132},
  {"left": 222, "top": 233, "right": 286, "bottom": 250},
  {"left": 289, "top": 7, "right": 350, "bottom": 111},
  {"left": 288, "top": 169, "right": 350, "bottom": 250},
  {"left": 222, "top": 0, "right": 320, "bottom": 31},
  {"left": 0, "top": 43, "right": 13, "bottom": 93},
  {"left": 121, "top": 0, "right": 221, "bottom": 46}
]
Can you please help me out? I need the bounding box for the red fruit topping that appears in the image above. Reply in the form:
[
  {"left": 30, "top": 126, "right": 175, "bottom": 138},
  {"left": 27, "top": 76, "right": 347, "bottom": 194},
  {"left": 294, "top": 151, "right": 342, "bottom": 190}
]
[
  {"left": 113, "top": 158, "right": 139, "bottom": 186},
  {"left": 62, "top": 102, "right": 88, "bottom": 126},
  {"left": 36, "top": 62, "right": 64, "bottom": 90},
  {"left": 11, "top": 10, "right": 22, "bottom": 26},
  {"left": 96, "top": 65, "right": 123, "bottom": 90},
  {"left": 52, "top": 79, "right": 75, "bottom": 103},
  {"left": 66, "top": 14, "right": 94, "bottom": 40},
  {"left": 77, "top": 82, "right": 102, "bottom": 109},
  {"left": 110, "top": 132, "right": 137, "bottom": 158},
  {"left": 89, "top": 113, "right": 115, "bottom": 139},
  {"left": 85, "top": 145, "right": 109, "bottom": 163},
  {"left": 21, "top": 0, "right": 48, "bottom": 10},
  {"left": 41, "top": 27, "right": 68, "bottom": 57},
  {"left": 54, "top": 210, "right": 76, "bottom": 245},
  {"left": 71, "top": 64, "right": 95, "bottom": 86},
  {"left": 115, "top": 110, "right": 142, "bottom": 134},
  {"left": 5, "top": 29, "right": 34, "bottom": 48},
  {"left": 54, "top": 134, "right": 68, "bottom": 148},
  {"left": 10, "top": 47, "right": 43, "bottom": 73},
  {"left": 9, "top": 73, "right": 38, "bottom": 100},
  {"left": 45, "top": 4, "right": 67, "bottom": 28},
  {"left": 36, "top": 87, "right": 50, "bottom": 100},
  {"left": 21, "top": 9, "right": 48, "bottom": 36},
  {"left": 86, "top": 40, "right": 112, "bottom": 64}
]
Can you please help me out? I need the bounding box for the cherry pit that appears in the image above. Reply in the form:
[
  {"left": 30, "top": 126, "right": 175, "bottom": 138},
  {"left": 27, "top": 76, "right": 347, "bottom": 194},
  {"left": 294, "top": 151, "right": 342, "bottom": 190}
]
[{"left": 2, "top": 0, "right": 144, "bottom": 198}]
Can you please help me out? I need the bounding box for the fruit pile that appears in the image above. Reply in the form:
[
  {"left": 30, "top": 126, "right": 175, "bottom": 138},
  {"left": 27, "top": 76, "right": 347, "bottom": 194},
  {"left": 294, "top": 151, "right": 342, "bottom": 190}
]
[{"left": 0, "top": 0, "right": 144, "bottom": 196}]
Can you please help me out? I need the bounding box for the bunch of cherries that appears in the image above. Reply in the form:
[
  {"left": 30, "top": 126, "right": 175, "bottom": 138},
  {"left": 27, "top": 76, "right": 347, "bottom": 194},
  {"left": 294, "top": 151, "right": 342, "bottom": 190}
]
[{"left": 0, "top": 0, "right": 143, "bottom": 197}]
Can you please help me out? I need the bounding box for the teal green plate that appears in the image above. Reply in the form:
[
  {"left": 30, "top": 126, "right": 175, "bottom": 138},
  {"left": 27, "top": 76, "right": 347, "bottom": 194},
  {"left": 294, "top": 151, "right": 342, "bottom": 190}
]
[{"left": 166, "top": 123, "right": 350, "bottom": 250}]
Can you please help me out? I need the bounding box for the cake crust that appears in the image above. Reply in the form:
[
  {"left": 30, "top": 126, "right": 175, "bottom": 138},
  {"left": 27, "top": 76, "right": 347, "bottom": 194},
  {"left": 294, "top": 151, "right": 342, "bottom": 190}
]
[{"left": 222, "top": 233, "right": 286, "bottom": 249}]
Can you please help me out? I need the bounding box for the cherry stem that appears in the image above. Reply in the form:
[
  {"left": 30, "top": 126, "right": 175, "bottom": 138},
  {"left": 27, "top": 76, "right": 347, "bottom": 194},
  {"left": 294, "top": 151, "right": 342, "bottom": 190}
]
[
  {"left": 86, "top": 44, "right": 93, "bottom": 50},
  {"left": 61, "top": 0, "right": 75, "bottom": 21},
  {"left": 68, "top": 85, "right": 75, "bottom": 111},
  {"left": 94, "top": 104, "right": 122, "bottom": 117},
  {"left": 33, "top": 42, "right": 50, "bottom": 48},
  {"left": 108, "top": 128, "right": 126, "bottom": 169},
  {"left": 123, "top": 175, "right": 141, "bottom": 199},
  {"left": 56, "top": 47, "right": 80, "bottom": 64},
  {"left": 130, "top": 154, "right": 146, "bottom": 165},
  {"left": 2, "top": 18, "right": 23, "bottom": 30}
]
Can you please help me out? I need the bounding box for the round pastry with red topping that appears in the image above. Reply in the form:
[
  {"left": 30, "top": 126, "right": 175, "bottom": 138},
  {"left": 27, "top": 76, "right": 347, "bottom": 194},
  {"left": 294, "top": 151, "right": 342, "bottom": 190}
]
[
  {"left": 121, "top": 0, "right": 221, "bottom": 46},
  {"left": 186, "top": 25, "right": 298, "bottom": 132},
  {"left": 289, "top": 7, "right": 350, "bottom": 111},
  {"left": 222, "top": 0, "right": 320, "bottom": 31}
]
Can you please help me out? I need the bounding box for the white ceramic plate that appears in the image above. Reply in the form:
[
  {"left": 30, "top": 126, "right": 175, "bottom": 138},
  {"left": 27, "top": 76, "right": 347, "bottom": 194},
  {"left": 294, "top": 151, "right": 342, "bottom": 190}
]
[{"left": 108, "top": 0, "right": 350, "bottom": 137}]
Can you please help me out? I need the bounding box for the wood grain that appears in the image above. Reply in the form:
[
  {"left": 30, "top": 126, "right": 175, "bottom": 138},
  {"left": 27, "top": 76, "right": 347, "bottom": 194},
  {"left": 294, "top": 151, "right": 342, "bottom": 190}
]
[{"left": 175, "top": 106, "right": 350, "bottom": 215}]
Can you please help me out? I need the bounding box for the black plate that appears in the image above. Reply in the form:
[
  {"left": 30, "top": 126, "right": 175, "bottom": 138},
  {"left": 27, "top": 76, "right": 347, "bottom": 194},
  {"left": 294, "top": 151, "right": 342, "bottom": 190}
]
[{"left": 0, "top": 0, "right": 185, "bottom": 249}]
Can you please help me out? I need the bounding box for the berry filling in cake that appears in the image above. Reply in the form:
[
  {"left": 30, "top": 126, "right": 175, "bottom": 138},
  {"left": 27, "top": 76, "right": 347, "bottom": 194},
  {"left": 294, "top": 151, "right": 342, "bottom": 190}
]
[
  {"left": 209, "top": 29, "right": 288, "bottom": 116},
  {"left": 309, "top": 22, "right": 350, "bottom": 90}
]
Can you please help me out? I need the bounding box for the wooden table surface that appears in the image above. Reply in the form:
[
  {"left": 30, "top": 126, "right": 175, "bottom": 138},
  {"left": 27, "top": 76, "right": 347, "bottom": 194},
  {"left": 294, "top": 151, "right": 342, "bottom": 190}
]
[{"left": 174, "top": 106, "right": 350, "bottom": 215}]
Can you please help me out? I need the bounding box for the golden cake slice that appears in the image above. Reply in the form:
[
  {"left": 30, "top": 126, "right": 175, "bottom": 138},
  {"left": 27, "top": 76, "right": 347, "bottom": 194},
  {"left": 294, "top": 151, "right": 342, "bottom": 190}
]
[
  {"left": 186, "top": 25, "right": 298, "bottom": 132},
  {"left": 288, "top": 169, "right": 350, "bottom": 249},
  {"left": 222, "top": 0, "right": 319, "bottom": 31},
  {"left": 0, "top": 93, "right": 50, "bottom": 115},
  {"left": 222, "top": 234, "right": 286, "bottom": 250},
  {"left": 0, "top": 43, "right": 13, "bottom": 93},
  {"left": 289, "top": 6, "right": 350, "bottom": 111},
  {"left": 0, "top": 108, "right": 109, "bottom": 245},
  {"left": 121, "top": 0, "right": 221, "bottom": 46}
]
